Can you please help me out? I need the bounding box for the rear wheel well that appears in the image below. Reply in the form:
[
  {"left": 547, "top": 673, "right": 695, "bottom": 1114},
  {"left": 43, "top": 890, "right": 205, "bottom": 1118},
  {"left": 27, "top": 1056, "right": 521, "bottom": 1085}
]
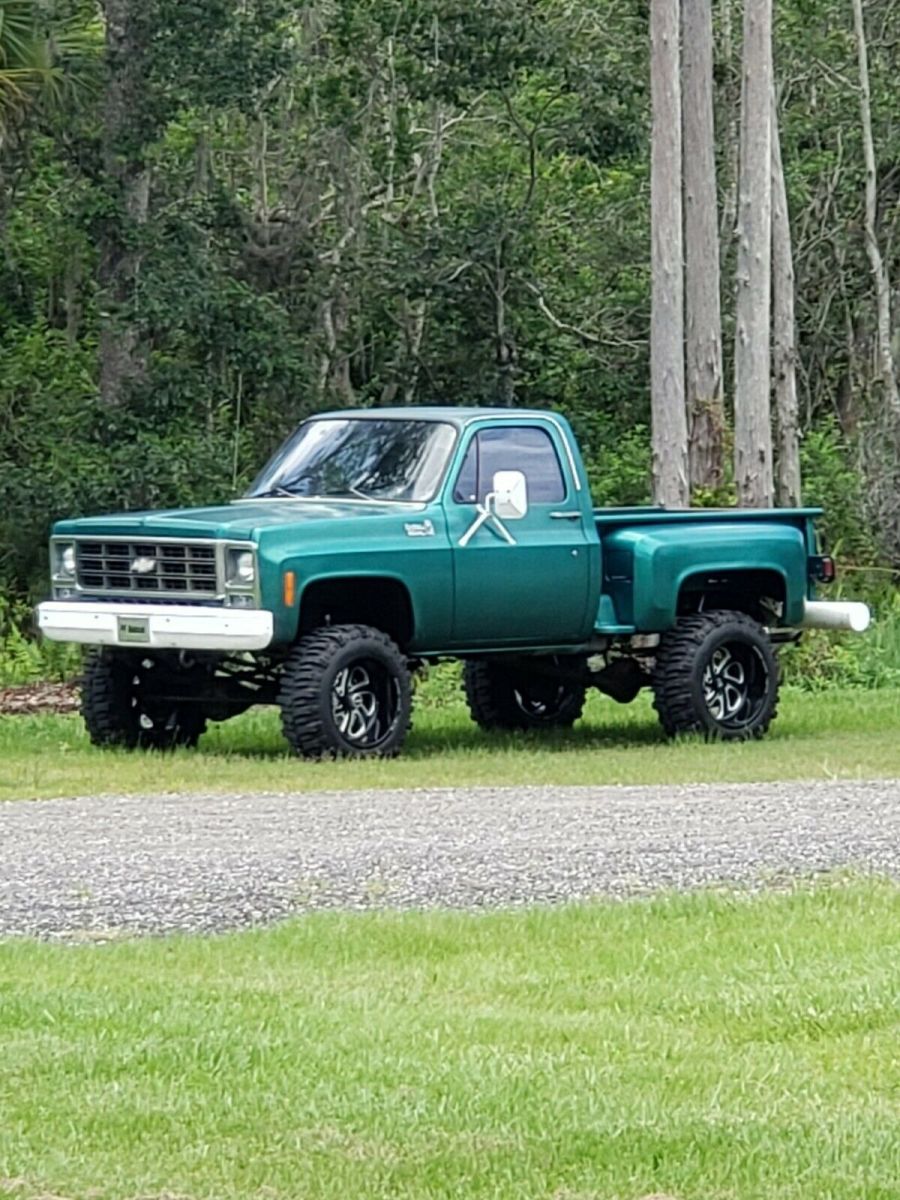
[
  {"left": 298, "top": 577, "right": 414, "bottom": 648},
  {"left": 677, "top": 569, "right": 786, "bottom": 625}
]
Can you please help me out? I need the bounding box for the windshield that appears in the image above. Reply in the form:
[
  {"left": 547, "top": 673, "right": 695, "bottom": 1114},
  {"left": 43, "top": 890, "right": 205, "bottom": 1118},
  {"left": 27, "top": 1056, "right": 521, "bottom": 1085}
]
[{"left": 247, "top": 418, "right": 457, "bottom": 503}]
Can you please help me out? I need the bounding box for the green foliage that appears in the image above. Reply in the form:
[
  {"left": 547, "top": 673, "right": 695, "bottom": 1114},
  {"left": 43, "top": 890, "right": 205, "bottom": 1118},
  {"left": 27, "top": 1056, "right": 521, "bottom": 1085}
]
[
  {"left": 413, "top": 660, "right": 463, "bottom": 710},
  {"left": 0, "top": 0, "right": 99, "bottom": 123},
  {"left": 799, "top": 419, "right": 877, "bottom": 564},
  {"left": 0, "top": 0, "right": 897, "bottom": 695},
  {"left": 580, "top": 421, "right": 651, "bottom": 506},
  {"left": 0, "top": 324, "right": 98, "bottom": 589},
  {"left": 783, "top": 579, "right": 900, "bottom": 691},
  {"left": 0, "top": 594, "right": 80, "bottom": 684}
]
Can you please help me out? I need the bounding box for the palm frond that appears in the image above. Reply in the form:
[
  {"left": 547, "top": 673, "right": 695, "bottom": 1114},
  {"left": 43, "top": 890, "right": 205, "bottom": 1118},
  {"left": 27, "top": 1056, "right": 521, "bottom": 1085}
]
[
  {"left": 0, "top": 1, "right": 101, "bottom": 124},
  {"left": 0, "top": 1, "right": 39, "bottom": 67}
]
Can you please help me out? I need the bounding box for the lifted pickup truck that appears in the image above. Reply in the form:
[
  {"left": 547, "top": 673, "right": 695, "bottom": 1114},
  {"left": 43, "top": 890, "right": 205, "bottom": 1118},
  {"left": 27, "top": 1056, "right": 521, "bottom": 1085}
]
[{"left": 38, "top": 407, "right": 870, "bottom": 756}]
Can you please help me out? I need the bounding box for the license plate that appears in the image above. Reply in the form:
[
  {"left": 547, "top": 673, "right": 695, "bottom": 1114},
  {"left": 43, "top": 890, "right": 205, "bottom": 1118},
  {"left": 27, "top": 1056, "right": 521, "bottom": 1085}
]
[{"left": 117, "top": 616, "right": 150, "bottom": 643}]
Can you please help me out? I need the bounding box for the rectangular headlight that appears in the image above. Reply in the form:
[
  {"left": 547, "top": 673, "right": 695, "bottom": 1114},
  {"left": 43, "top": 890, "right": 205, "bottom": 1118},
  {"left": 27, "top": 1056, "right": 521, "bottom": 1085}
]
[
  {"left": 52, "top": 540, "right": 76, "bottom": 581},
  {"left": 225, "top": 546, "right": 258, "bottom": 592}
]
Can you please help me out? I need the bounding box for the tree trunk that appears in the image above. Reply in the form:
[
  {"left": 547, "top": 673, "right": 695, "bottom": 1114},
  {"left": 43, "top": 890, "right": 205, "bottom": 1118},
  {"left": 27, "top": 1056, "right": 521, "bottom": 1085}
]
[
  {"left": 718, "top": 0, "right": 740, "bottom": 244},
  {"left": 317, "top": 288, "right": 355, "bottom": 406},
  {"left": 402, "top": 295, "right": 428, "bottom": 405},
  {"left": 493, "top": 252, "right": 517, "bottom": 407},
  {"left": 682, "top": 0, "right": 725, "bottom": 494},
  {"left": 733, "top": 0, "right": 774, "bottom": 507},
  {"left": 98, "top": 0, "right": 151, "bottom": 407},
  {"left": 851, "top": 0, "right": 900, "bottom": 419},
  {"left": 650, "top": 0, "right": 689, "bottom": 507},
  {"left": 63, "top": 254, "right": 83, "bottom": 345},
  {"left": 771, "top": 89, "right": 801, "bottom": 506}
]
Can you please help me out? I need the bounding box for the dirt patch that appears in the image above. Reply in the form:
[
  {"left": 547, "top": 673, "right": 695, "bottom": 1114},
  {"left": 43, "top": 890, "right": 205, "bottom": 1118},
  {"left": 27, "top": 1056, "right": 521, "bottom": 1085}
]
[{"left": 0, "top": 682, "right": 79, "bottom": 716}]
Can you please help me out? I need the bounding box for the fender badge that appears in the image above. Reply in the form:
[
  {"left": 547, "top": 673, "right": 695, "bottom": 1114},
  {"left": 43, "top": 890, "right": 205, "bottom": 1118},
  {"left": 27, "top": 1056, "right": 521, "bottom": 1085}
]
[{"left": 404, "top": 520, "right": 435, "bottom": 538}]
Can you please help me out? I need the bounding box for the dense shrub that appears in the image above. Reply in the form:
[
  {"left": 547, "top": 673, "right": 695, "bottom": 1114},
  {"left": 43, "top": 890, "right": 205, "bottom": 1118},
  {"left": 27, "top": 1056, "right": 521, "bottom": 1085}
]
[
  {"left": 0, "top": 595, "right": 81, "bottom": 685},
  {"left": 781, "top": 579, "right": 900, "bottom": 691}
]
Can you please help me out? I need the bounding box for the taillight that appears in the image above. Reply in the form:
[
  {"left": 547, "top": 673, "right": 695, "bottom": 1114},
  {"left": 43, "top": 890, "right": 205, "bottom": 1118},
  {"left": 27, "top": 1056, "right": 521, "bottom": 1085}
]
[{"left": 810, "top": 555, "right": 836, "bottom": 583}]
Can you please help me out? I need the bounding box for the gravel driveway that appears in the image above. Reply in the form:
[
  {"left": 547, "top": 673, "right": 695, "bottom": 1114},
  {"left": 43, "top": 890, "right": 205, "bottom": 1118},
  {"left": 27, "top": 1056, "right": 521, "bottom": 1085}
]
[{"left": 1, "top": 779, "right": 898, "bottom": 939}]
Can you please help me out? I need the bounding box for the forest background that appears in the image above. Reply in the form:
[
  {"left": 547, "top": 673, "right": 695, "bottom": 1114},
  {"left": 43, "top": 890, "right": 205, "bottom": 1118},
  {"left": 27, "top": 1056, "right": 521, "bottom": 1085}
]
[{"left": 0, "top": 0, "right": 898, "bottom": 681}]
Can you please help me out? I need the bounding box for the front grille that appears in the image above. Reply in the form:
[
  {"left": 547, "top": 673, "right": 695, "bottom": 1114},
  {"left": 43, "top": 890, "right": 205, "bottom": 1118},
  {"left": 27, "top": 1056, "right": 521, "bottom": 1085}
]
[
  {"left": 76, "top": 540, "right": 220, "bottom": 598},
  {"left": 79, "top": 594, "right": 226, "bottom": 608}
]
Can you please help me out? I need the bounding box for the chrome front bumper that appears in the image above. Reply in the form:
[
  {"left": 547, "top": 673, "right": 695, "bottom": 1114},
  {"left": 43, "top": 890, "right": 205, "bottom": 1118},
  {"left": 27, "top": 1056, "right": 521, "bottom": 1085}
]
[{"left": 37, "top": 601, "right": 273, "bottom": 651}]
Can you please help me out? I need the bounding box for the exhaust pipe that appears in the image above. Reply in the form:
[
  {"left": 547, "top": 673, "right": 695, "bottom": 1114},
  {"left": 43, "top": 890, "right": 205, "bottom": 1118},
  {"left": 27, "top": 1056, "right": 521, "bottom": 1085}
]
[{"left": 800, "top": 599, "right": 871, "bottom": 633}]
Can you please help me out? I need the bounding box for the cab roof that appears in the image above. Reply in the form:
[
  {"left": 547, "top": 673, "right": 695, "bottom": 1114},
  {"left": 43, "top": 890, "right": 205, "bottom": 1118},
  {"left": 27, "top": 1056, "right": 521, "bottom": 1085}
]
[{"left": 313, "top": 406, "right": 563, "bottom": 427}]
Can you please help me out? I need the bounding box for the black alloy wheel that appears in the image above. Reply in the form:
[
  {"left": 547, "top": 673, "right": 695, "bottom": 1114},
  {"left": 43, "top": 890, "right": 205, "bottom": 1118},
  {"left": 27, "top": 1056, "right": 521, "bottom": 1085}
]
[
  {"left": 80, "top": 649, "right": 208, "bottom": 750},
  {"left": 652, "top": 609, "right": 779, "bottom": 740},
  {"left": 330, "top": 658, "right": 399, "bottom": 748},
  {"left": 463, "top": 658, "right": 586, "bottom": 731},
  {"left": 701, "top": 641, "right": 766, "bottom": 726},
  {"left": 278, "top": 624, "right": 412, "bottom": 758}
]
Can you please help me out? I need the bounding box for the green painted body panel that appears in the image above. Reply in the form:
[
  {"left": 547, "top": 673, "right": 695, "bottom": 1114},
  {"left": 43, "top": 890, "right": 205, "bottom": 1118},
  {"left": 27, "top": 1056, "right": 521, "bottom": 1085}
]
[
  {"left": 595, "top": 594, "right": 635, "bottom": 635},
  {"left": 260, "top": 502, "right": 453, "bottom": 647},
  {"left": 597, "top": 518, "right": 810, "bottom": 631},
  {"left": 439, "top": 413, "right": 598, "bottom": 646},
  {"left": 50, "top": 407, "right": 823, "bottom": 652},
  {"left": 56, "top": 499, "right": 453, "bottom": 649}
]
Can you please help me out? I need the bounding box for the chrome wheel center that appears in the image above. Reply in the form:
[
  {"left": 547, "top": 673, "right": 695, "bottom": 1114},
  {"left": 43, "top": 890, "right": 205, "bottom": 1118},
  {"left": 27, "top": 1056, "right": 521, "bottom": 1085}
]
[
  {"left": 702, "top": 646, "right": 749, "bottom": 722},
  {"left": 331, "top": 664, "right": 383, "bottom": 745}
]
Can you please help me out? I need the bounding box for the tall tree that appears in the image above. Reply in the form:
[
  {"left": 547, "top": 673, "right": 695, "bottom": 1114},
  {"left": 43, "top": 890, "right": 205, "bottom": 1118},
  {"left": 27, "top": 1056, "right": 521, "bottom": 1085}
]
[
  {"left": 717, "top": 0, "right": 740, "bottom": 244},
  {"left": 733, "top": 0, "right": 774, "bottom": 507},
  {"left": 682, "top": 0, "right": 724, "bottom": 494},
  {"left": 851, "top": 0, "right": 900, "bottom": 420},
  {"left": 770, "top": 88, "right": 801, "bottom": 506},
  {"left": 650, "top": 0, "right": 688, "bottom": 507}
]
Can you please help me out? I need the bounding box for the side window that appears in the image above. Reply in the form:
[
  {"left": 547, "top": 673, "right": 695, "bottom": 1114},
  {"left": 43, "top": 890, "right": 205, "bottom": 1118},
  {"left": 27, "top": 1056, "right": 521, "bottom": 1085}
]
[
  {"left": 453, "top": 438, "right": 478, "bottom": 503},
  {"left": 452, "top": 426, "right": 566, "bottom": 505}
]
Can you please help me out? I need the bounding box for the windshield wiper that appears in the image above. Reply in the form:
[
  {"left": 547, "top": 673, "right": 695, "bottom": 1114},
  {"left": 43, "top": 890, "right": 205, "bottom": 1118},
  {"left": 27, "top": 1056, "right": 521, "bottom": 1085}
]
[
  {"left": 253, "top": 485, "right": 300, "bottom": 499},
  {"left": 346, "top": 473, "right": 374, "bottom": 501},
  {"left": 253, "top": 479, "right": 381, "bottom": 501}
]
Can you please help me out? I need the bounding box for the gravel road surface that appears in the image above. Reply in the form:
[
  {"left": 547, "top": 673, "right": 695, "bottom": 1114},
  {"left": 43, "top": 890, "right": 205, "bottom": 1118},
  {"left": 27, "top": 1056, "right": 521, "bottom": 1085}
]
[{"left": 1, "top": 779, "right": 898, "bottom": 939}]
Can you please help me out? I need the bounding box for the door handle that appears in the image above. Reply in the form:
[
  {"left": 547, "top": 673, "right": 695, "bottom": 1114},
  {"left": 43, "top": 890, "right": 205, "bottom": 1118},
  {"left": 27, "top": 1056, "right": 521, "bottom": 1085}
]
[{"left": 550, "top": 511, "right": 581, "bottom": 520}]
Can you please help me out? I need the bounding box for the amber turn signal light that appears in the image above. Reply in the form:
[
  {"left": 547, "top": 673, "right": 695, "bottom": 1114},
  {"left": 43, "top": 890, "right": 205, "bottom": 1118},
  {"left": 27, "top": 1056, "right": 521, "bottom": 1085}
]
[{"left": 283, "top": 570, "right": 296, "bottom": 606}]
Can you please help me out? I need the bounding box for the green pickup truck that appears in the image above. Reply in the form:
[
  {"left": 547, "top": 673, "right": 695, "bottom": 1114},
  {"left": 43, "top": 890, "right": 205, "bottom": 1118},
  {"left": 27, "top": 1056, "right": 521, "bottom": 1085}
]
[{"left": 38, "top": 407, "right": 870, "bottom": 756}]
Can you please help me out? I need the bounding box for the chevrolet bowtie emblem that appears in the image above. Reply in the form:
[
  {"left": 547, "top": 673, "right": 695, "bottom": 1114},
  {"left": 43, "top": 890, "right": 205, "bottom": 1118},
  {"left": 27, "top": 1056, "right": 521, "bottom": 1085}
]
[{"left": 130, "top": 556, "right": 157, "bottom": 574}]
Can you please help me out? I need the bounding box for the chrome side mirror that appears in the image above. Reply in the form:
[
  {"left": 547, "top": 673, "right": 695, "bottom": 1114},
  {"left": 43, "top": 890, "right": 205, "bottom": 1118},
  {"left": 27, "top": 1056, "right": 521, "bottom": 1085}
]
[{"left": 491, "top": 470, "right": 528, "bottom": 519}]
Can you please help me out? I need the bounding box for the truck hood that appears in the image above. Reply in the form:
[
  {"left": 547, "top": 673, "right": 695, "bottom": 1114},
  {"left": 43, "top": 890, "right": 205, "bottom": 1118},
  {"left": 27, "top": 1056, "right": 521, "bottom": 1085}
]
[{"left": 54, "top": 498, "right": 428, "bottom": 541}]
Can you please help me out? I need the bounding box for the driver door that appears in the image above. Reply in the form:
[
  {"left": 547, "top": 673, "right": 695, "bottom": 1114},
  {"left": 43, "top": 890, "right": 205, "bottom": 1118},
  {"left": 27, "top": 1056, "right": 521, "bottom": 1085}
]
[{"left": 445, "top": 422, "right": 592, "bottom": 645}]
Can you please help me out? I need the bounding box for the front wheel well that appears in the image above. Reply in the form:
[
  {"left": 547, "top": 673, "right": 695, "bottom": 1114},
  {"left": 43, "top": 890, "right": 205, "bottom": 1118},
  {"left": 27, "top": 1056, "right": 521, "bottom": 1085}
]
[
  {"left": 297, "top": 576, "right": 414, "bottom": 648},
  {"left": 676, "top": 569, "right": 787, "bottom": 625}
]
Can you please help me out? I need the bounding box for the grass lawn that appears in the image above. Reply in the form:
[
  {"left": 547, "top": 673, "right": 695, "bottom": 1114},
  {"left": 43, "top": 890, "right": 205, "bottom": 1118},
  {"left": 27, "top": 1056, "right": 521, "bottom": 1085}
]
[
  {"left": 0, "top": 686, "right": 898, "bottom": 801},
  {"left": 1, "top": 879, "right": 899, "bottom": 1199}
]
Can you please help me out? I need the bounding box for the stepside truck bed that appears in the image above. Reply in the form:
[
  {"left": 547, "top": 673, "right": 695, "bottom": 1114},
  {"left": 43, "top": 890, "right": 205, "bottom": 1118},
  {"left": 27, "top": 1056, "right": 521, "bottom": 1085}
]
[{"left": 592, "top": 506, "right": 823, "bottom": 635}]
